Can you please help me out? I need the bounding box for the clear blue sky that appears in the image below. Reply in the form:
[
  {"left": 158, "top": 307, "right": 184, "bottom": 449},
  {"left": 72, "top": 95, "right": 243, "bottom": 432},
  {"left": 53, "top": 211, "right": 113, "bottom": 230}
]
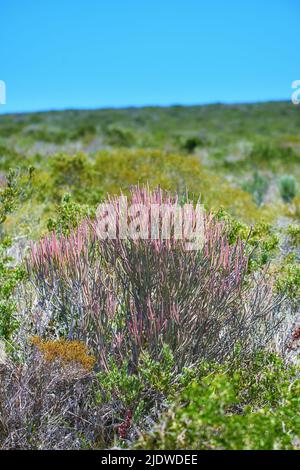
[{"left": 0, "top": 0, "right": 299, "bottom": 113}]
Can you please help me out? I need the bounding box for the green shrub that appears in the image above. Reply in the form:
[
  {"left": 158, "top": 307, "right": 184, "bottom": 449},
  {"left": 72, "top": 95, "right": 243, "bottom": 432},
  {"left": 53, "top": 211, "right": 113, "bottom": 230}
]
[
  {"left": 0, "top": 145, "right": 25, "bottom": 171},
  {"left": 95, "top": 345, "right": 179, "bottom": 427},
  {"left": 214, "top": 208, "right": 279, "bottom": 270},
  {"left": 48, "top": 153, "right": 94, "bottom": 202},
  {"left": 0, "top": 170, "right": 31, "bottom": 342},
  {"left": 69, "top": 124, "right": 97, "bottom": 140},
  {"left": 279, "top": 175, "right": 297, "bottom": 203},
  {"left": 0, "top": 239, "right": 26, "bottom": 341},
  {"left": 137, "top": 354, "right": 300, "bottom": 450},
  {"left": 47, "top": 193, "right": 94, "bottom": 235},
  {"left": 106, "top": 126, "right": 136, "bottom": 147},
  {"left": 276, "top": 259, "right": 300, "bottom": 302},
  {"left": 250, "top": 142, "right": 297, "bottom": 164},
  {"left": 181, "top": 136, "right": 204, "bottom": 153},
  {"left": 23, "top": 127, "right": 68, "bottom": 144},
  {"left": 286, "top": 224, "right": 300, "bottom": 247},
  {"left": 15, "top": 148, "right": 269, "bottom": 225},
  {"left": 0, "top": 121, "right": 24, "bottom": 138},
  {"left": 92, "top": 149, "right": 264, "bottom": 223},
  {"left": 285, "top": 196, "right": 300, "bottom": 221},
  {"left": 242, "top": 172, "right": 269, "bottom": 206},
  {"left": 0, "top": 168, "right": 34, "bottom": 226}
]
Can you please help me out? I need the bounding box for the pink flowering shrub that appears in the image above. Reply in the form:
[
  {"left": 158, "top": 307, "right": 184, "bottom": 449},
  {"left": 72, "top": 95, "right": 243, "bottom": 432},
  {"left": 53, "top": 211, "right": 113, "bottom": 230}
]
[
  {"left": 27, "top": 220, "right": 116, "bottom": 368},
  {"left": 27, "top": 186, "right": 282, "bottom": 370}
]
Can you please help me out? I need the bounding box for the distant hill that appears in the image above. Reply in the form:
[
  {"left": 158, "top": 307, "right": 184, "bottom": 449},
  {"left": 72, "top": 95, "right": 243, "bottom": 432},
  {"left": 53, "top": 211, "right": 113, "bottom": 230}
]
[{"left": 0, "top": 101, "right": 299, "bottom": 150}]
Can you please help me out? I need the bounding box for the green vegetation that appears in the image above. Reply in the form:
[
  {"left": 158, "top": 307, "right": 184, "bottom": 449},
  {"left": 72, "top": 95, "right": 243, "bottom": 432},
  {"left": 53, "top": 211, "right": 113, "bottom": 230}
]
[
  {"left": 279, "top": 175, "right": 297, "bottom": 203},
  {"left": 0, "top": 170, "right": 31, "bottom": 342},
  {"left": 137, "top": 354, "right": 300, "bottom": 450},
  {"left": 243, "top": 171, "right": 269, "bottom": 206},
  {"left": 0, "top": 101, "right": 299, "bottom": 450}
]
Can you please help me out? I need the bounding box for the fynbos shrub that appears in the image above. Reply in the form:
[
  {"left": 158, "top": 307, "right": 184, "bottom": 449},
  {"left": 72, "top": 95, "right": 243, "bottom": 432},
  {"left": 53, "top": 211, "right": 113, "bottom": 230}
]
[
  {"left": 27, "top": 186, "right": 283, "bottom": 371},
  {"left": 279, "top": 175, "right": 297, "bottom": 203}
]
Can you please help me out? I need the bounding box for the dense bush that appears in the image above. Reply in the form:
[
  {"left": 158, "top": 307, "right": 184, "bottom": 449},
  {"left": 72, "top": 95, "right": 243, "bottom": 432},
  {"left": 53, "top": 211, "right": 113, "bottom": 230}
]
[
  {"left": 0, "top": 240, "right": 25, "bottom": 341},
  {"left": 250, "top": 142, "right": 297, "bottom": 164},
  {"left": 6, "top": 148, "right": 270, "bottom": 227},
  {"left": 27, "top": 186, "right": 282, "bottom": 373},
  {"left": 0, "top": 145, "right": 25, "bottom": 171},
  {"left": 276, "top": 259, "right": 300, "bottom": 304},
  {"left": 91, "top": 149, "right": 263, "bottom": 222},
  {"left": 137, "top": 354, "right": 300, "bottom": 450},
  {"left": 49, "top": 153, "right": 91, "bottom": 198},
  {"left": 286, "top": 224, "right": 300, "bottom": 247},
  {"left": 23, "top": 126, "right": 68, "bottom": 144},
  {"left": 214, "top": 208, "right": 279, "bottom": 270},
  {"left": 0, "top": 170, "right": 32, "bottom": 342},
  {"left": 70, "top": 124, "right": 97, "bottom": 141},
  {"left": 279, "top": 175, "right": 297, "bottom": 203},
  {"left": 2, "top": 342, "right": 298, "bottom": 449},
  {"left": 105, "top": 126, "right": 136, "bottom": 147},
  {"left": 47, "top": 193, "right": 94, "bottom": 235},
  {"left": 180, "top": 136, "right": 204, "bottom": 153},
  {"left": 242, "top": 171, "right": 269, "bottom": 206}
]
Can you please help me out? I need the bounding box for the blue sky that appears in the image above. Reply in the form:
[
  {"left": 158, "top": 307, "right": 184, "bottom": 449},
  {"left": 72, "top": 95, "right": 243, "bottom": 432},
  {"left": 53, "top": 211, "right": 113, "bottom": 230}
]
[{"left": 0, "top": 0, "right": 299, "bottom": 113}]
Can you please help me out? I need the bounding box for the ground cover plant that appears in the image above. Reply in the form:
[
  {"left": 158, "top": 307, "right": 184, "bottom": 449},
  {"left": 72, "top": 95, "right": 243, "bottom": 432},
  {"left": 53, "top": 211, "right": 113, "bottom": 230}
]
[{"left": 0, "top": 101, "right": 299, "bottom": 449}]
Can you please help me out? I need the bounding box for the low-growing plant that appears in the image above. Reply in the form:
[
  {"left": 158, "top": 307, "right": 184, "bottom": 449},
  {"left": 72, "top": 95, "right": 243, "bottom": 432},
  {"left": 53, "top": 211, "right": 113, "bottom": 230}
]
[
  {"left": 286, "top": 224, "right": 300, "bottom": 247},
  {"left": 276, "top": 259, "right": 300, "bottom": 303},
  {"left": 49, "top": 153, "right": 93, "bottom": 202},
  {"left": 70, "top": 124, "right": 96, "bottom": 141},
  {"left": 0, "top": 350, "right": 104, "bottom": 449},
  {"left": 105, "top": 126, "right": 136, "bottom": 147},
  {"left": 242, "top": 171, "right": 269, "bottom": 206},
  {"left": 47, "top": 193, "right": 94, "bottom": 235},
  {"left": 96, "top": 345, "right": 176, "bottom": 424},
  {"left": 0, "top": 168, "right": 33, "bottom": 226},
  {"left": 181, "top": 136, "right": 204, "bottom": 153},
  {"left": 31, "top": 336, "right": 96, "bottom": 371},
  {"left": 92, "top": 149, "right": 264, "bottom": 222},
  {"left": 95, "top": 344, "right": 197, "bottom": 443},
  {"left": 0, "top": 145, "right": 25, "bottom": 172},
  {"left": 279, "top": 175, "right": 297, "bottom": 203},
  {"left": 214, "top": 208, "right": 279, "bottom": 270},
  {"left": 0, "top": 240, "right": 26, "bottom": 341},
  {"left": 0, "top": 169, "right": 32, "bottom": 343},
  {"left": 136, "top": 353, "right": 300, "bottom": 450},
  {"left": 287, "top": 196, "right": 300, "bottom": 220},
  {"left": 250, "top": 142, "right": 297, "bottom": 164}
]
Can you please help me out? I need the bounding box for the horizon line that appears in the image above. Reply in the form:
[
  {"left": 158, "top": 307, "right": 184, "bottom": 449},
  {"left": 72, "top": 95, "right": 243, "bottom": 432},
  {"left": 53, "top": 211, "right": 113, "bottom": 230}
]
[{"left": 0, "top": 97, "right": 291, "bottom": 117}]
